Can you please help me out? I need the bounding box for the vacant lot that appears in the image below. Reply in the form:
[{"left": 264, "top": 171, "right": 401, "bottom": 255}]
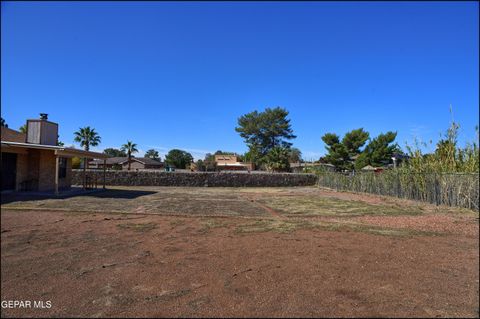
[{"left": 1, "top": 187, "right": 478, "bottom": 317}]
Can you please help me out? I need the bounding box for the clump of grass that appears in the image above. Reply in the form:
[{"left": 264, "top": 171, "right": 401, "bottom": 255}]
[
  {"left": 234, "top": 219, "right": 440, "bottom": 237},
  {"left": 169, "top": 219, "right": 186, "bottom": 227},
  {"left": 198, "top": 219, "right": 231, "bottom": 233},
  {"left": 258, "top": 196, "right": 422, "bottom": 217},
  {"left": 331, "top": 223, "right": 440, "bottom": 237},
  {"left": 117, "top": 222, "right": 156, "bottom": 232},
  {"left": 235, "top": 219, "right": 317, "bottom": 234}
]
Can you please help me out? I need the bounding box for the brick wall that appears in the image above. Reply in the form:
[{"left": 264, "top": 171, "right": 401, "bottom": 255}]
[
  {"left": 15, "top": 153, "right": 29, "bottom": 191},
  {"left": 72, "top": 170, "right": 317, "bottom": 187},
  {"left": 14, "top": 149, "right": 72, "bottom": 192},
  {"left": 38, "top": 150, "right": 55, "bottom": 192}
]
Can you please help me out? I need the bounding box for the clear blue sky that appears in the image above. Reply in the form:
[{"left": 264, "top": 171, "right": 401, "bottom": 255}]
[{"left": 2, "top": 1, "right": 478, "bottom": 160}]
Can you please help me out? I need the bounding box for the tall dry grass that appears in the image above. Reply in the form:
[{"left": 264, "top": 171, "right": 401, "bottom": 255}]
[{"left": 316, "top": 119, "right": 479, "bottom": 211}]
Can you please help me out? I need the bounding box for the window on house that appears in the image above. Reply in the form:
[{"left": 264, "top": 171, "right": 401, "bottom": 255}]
[{"left": 58, "top": 157, "right": 67, "bottom": 178}]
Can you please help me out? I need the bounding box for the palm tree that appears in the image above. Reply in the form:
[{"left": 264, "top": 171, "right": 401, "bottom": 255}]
[
  {"left": 73, "top": 126, "right": 101, "bottom": 151},
  {"left": 19, "top": 124, "right": 27, "bottom": 133},
  {"left": 73, "top": 127, "right": 101, "bottom": 169},
  {"left": 145, "top": 149, "right": 160, "bottom": 161},
  {"left": 121, "top": 141, "right": 138, "bottom": 170}
]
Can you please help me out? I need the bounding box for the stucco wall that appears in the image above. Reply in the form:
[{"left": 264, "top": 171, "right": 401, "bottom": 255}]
[{"left": 72, "top": 170, "right": 317, "bottom": 187}]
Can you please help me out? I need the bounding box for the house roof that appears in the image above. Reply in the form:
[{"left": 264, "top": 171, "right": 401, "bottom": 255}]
[
  {"left": 1, "top": 141, "right": 108, "bottom": 159},
  {"left": 1, "top": 126, "right": 26, "bottom": 143},
  {"left": 215, "top": 155, "right": 237, "bottom": 160},
  {"left": 119, "top": 157, "right": 163, "bottom": 165},
  {"left": 217, "top": 162, "right": 250, "bottom": 167},
  {"left": 90, "top": 157, "right": 126, "bottom": 165},
  {"left": 90, "top": 157, "right": 163, "bottom": 165},
  {"left": 392, "top": 152, "right": 410, "bottom": 160},
  {"left": 290, "top": 162, "right": 335, "bottom": 168}
]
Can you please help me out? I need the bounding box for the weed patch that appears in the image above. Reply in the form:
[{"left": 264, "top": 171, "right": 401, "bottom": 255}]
[
  {"left": 198, "top": 219, "right": 231, "bottom": 234},
  {"left": 117, "top": 222, "right": 156, "bottom": 232},
  {"left": 258, "top": 196, "right": 423, "bottom": 217}
]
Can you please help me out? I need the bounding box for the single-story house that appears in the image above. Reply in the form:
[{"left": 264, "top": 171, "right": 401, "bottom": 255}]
[
  {"left": 89, "top": 157, "right": 163, "bottom": 170},
  {"left": 1, "top": 114, "right": 108, "bottom": 194},
  {"left": 88, "top": 157, "right": 126, "bottom": 169},
  {"left": 214, "top": 154, "right": 254, "bottom": 171},
  {"left": 360, "top": 165, "right": 385, "bottom": 173}
]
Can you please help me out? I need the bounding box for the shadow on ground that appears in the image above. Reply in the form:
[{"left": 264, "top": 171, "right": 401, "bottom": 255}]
[{"left": 0, "top": 188, "right": 157, "bottom": 204}]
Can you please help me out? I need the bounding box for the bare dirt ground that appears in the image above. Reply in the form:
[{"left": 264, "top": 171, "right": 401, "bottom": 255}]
[{"left": 1, "top": 186, "right": 478, "bottom": 318}]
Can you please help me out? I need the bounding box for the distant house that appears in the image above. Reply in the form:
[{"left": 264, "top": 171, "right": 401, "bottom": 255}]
[
  {"left": 1, "top": 114, "right": 108, "bottom": 193},
  {"left": 88, "top": 157, "right": 126, "bottom": 169},
  {"left": 164, "top": 164, "right": 176, "bottom": 172},
  {"left": 214, "top": 154, "right": 254, "bottom": 171},
  {"left": 391, "top": 152, "right": 410, "bottom": 168},
  {"left": 360, "top": 165, "right": 376, "bottom": 171},
  {"left": 360, "top": 165, "right": 385, "bottom": 173},
  {"left": 89, "top": 157, "right": 163, "bottom": 170}
]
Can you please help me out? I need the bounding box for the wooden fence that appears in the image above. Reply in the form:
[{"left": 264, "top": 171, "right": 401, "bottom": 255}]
[{"left": 317, "top": 171, "right": 479, "bottom": 211}]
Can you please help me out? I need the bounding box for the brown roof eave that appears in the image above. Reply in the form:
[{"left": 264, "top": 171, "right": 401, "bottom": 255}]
[
  {"left": 55, "top": 148, "right": 109, "bottom": 159},
  {"left": 1, "top": 141, "right": 108, "bottom": 159}
]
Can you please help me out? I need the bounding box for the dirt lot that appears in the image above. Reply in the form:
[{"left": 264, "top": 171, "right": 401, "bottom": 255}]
[{"left": 1, "top": 186, "right": 479, "bottom": 317}]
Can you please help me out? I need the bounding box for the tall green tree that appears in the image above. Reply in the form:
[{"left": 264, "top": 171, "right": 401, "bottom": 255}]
[
  {"left": 194, "top": 159, "right": 206, "bottom": 171},
  {"left": 103, "top": 148, "right": 127, "bottom": 157},
  {"left": 321, "top": 128, "right": 369, "bottom": 171},
  {"left": 321, "top": 133, "right": 349, "bottom": 170},
  {"left": 355, "top": 132, "right": 399, "bottom": 169},
  {"left": 145, "top": 149, "right": 160, "bottom": 161},
  {"left": 342, "top": 128, "right": 369, "bottom": 158},
  {"left": 264, "top": 146, "right": 291, "bottom": 172},
  {"left": 235, "top": 107, "right": 296, "bottom": 166},
  {"left": 165, "top": 149, "right": 193, "bottom": 169},
  {"left": 73, "top": 126, "right": 101, "bottom": 151},
  {"left": 121, "top": 141, "right": 139, "bottom": 170}
]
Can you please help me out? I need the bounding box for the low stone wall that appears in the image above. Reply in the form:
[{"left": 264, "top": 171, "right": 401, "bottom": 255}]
[{"left": 71, "top": 170, "right": 317, "bottom": 187}]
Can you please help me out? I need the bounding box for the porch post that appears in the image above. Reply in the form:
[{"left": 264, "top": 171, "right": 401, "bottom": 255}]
[
  {"left": 83, "top": 157, "right": 87, "bottom": 189},
  {"left": 54, "top": 156, "right": 60, "bottom": 195},
  {"left": 103, "top": 159, "right": 106, "bottom": 189}
]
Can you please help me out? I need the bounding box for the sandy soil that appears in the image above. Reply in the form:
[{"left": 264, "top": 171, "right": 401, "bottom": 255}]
[{"left": 1, "top": 187, "right": 478, "bottom": 318}]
